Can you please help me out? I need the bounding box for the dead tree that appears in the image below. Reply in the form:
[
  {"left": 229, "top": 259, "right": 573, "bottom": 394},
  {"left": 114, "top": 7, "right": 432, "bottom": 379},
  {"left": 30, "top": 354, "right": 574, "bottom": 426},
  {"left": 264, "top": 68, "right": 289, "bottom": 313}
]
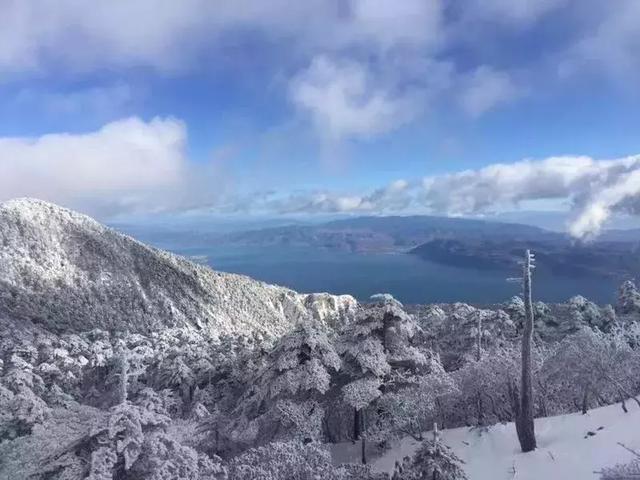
[
  {"left": 475, "top": 311, "right": 482, "bottom": 362},
  {"left": 475, "top": 312, "right": 485, "bottom": 425},
  {"left": 508, "top": 250, "right": 537, "bottom": 452}
]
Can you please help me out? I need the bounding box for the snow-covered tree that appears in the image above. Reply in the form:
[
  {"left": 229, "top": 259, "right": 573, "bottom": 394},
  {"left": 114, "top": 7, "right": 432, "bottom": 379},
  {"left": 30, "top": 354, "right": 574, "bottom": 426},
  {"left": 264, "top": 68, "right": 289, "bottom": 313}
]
[
  {"left": 228, "top": 441, "right": 380, "bottom": 480},
  {"left": 6, "top": 399, "right": 226, "bottom": 480},
  {"left": 341, "top": 295, "right": 425, "bottom": 383},
  {"left": 339, "top": 294, "right": 425, "bottom": 463},
  {"left": 598, "top": 444, "right": 640, "bottom": 480},
  {"left": 395, "top": 434, "right": 467, "bottom": 480},
  {"left": 543, "top": 326, "right": 640, "bottom": 414},
  {"left": 565, "top": 295, "right": 615, "bottom": 333},
  {"left": 451, "top": 345, "right": 523, "bottom": 426},
  {"left": 513, "top": 249, "right": 536, "bottom": 452},
  {"left": 230, "top": 316, "right": 341, "bottom": 445},
  {"left": 156, "top": 354, "right": 196, "bottom": 409},
  {"left": 617, "top": 280, "right": 640, "bottom": 316},
  {"left": 427, "top": 303, "right": 516, "bottom": 369},
  {"left": 114, "top": 340, "right": 130, "bottom": 405},
  {"left": 0, "top": 385, "right": 49, "bottom": 441},
  {"left": 599, "top": 459, "right": 640, "bottom": 480},
  {"left": 373, "top": 356, "right": 456, "bottom": 441},
  {"left": 0, "top": 346, "right": 49, "bottom": 440},
  {"left": 503, "top": 296, "right": 525, "bottom": 329}
]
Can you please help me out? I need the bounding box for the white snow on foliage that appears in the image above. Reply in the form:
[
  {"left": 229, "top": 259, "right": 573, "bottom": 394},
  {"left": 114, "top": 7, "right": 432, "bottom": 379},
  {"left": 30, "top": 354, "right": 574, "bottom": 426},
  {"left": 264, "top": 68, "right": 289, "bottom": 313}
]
[
  {"left": 0, "top": 198, "right": 356, "bottom": 338},
  {"left": 370, "top": 401, "right": 640, "bottom": 479}
]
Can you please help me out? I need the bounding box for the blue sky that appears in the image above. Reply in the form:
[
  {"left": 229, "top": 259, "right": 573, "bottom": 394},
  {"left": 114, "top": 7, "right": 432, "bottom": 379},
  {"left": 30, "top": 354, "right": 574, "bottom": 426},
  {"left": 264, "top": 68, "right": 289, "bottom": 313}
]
[{"left": 1, "top": 0, "right": 640, "bottom": 237}]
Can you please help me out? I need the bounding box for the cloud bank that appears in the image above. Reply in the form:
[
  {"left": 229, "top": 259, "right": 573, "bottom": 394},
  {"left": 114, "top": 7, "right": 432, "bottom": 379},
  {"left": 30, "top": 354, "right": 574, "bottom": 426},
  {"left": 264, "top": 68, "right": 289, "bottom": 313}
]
[
  {"left": 0, "top": 117, "right": 221, "bottom": 217},
  {"left": 0, "top": 0, "right": 445, "bottom": 74},
  {"left": 0, "top": 0, "right": 523, "bottom": 142},
  {"left": 3, "top": 1, "right": 640, "bottom": 236},
  {"left": 3, "top": 0, "right": 637, "bottom": 143},
  {"left": 1, "top": 114, "right": 639, "bottom": 239},
  {"left": 251, "top": 155, "right": 640, "bottom": 239},
  {"left": 419, "top": 156, "right": 640, "bottom": 239}
]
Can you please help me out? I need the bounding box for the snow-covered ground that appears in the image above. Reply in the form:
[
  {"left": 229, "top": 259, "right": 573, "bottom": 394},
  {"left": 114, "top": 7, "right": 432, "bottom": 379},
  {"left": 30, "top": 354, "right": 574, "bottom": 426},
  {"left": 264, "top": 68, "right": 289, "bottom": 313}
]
[{"left": 334, "top": 401, "right": 640, "bottom": 479}]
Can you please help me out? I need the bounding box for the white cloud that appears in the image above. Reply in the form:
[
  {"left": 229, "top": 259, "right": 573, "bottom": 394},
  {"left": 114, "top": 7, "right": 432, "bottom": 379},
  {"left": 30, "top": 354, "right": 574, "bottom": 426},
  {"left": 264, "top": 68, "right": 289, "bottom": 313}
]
[
  {"left": 567, "top": 167, "right": 640, "bottom": 238},
  {"left": 0, "top": 117, "right": 222, "bottom": 217},
  {"left": 419, "top": 155, "right": 640, "bottom": 238},
  {"left": 283, "top": 1, "right": 450, "bottom": 142},
  {"left": 459, "top": 66, "right": 521, "bottom": 117},
  {"left": 561, "top": 0, "right": 640, "bottom": 80},
  {"left": 0, "top": 1, "right": 203, "bottom": 73},
  {"left": 6, "top": 126, "right": 637, "bottom": 238},
  {"left": 419, "top": 156, "right": 596, "bottom": 214},
  {"left": 284, "top": 193, "right": 371, "bottom": 214},
  {"left": 289, "top": 56, "right": 425, "bottom": 141},
  {"left": 281, "top": 179, "right": 414, "bottom": 214},
  {"left": 243, "top": 155, "right": 640, "bottom": 239},
  {"left": 0, "top": 0, "right": 443, "bottom": 75},
  {"left": 345, "top": 0, "right": 444, "bottom": 51},
  {"left": 463, "top": 0, "right": 568, "bottom": 27},
  {"left": 0, "top": 1, "right": 453, "bottom": 142},
  {"left": 0, "top": 0, "right": 546, "bottom": 143},
  {"left": 13, "top": 83, "right": 135, "bottom": 118}
]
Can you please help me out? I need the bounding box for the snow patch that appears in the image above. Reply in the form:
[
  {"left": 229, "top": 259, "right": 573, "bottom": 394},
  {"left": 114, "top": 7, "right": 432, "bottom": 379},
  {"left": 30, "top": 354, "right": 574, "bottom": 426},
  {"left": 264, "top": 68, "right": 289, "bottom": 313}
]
[{"left": 372, "top": 401, "right": 640, "bottom": 479}]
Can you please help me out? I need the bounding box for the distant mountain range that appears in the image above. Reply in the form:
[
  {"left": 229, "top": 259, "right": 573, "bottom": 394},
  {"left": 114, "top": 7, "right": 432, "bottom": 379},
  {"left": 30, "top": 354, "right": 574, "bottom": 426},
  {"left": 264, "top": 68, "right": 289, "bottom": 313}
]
[
  {"left": 410, "top": 238, "right": 640, "bottom": 278},
  {"left": 598, "top": 228, "right": 640, "bottom": 242},
  {"left": 220, "top": 215, "right": 640, "bottom": 279},
  {"left": 221, "top": 215, "right": 561, "bottom": 253}
]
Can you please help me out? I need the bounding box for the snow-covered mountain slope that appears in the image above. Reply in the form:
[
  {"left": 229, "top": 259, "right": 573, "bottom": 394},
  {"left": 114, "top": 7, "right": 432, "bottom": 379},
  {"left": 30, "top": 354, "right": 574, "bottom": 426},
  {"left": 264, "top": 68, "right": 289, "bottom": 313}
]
[
  {"left": 371, "top": 401, "right": 640, "bottom": 479},
  {"left": 0, "top": 198, "right": 356, "bottom": 337}
]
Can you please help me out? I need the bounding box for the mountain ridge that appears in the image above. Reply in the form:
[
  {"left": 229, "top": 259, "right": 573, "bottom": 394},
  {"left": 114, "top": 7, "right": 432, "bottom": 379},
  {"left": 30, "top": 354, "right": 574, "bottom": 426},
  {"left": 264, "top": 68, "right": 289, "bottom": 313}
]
[
  {"left": 0, "top": 198, "right": 356, "bottom": 338},
  {"left": 219, "top": 214, "right": 563, "bottom": 253}
]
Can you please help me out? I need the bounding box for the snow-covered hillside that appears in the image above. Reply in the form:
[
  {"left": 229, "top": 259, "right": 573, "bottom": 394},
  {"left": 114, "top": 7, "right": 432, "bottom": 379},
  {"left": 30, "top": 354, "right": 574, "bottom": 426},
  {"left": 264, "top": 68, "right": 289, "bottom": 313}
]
[
  {"left": 371, "top": 401, "right": 640, "bottom": 479},
  {"left": 0, "top": 198, "right": 356, "bottom": 337}
]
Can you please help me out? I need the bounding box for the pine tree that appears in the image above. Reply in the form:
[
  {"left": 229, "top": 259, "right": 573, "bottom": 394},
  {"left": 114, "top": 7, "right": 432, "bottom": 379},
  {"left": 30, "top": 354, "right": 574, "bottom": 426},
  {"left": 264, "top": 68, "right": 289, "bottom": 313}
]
[
  {"left": 395, "top": 427, "right": 467, "bottom": 480},
  {"left": 114, "top": 340, "right": 129, "bottom": 405},
  {"left": 232, "top": 316, "right": 341, "bottom": 445},
  {"left": 228, "top": 441, "right": 342, "bottom": 480},
  {"left": 616, "top": 280, "right": 640, "bottom": 315},
  {"left": 339, "top": 294, "right": 425, "bottom": 464}
]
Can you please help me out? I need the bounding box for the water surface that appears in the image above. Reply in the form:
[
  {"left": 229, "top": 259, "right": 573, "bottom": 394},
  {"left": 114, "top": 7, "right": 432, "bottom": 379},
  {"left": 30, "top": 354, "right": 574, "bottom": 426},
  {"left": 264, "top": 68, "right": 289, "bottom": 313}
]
[{"left": 153, "top": 242, "right": 617, "bottom": 305}]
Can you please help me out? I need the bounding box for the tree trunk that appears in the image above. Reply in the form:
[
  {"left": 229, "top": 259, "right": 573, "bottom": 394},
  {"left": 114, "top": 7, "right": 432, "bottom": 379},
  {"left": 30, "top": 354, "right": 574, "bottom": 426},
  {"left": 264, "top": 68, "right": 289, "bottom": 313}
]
[
  {"left": 476, "top": 392, "right": 485, "bottom": 426},
  {"left": 116, "top": 342, "right": 128, "bottom": 405},
  {"left": 537, "top": 379, "right": 548, "bottom": 417},
  {"left": 515, "top": 250, "right": 536, "bottom": 452},
  {"left": 435, "top": 398, "right": 446, "bottom": 429},
  {"left": 581, "top": 384, "right": 590, "bottom": 415},
  {"left": 353, "top": 408, "right": 361, "bottom": 441},
  {"left": 433, "top": 423, "right": 439, "bottom": 480},
  {"left": 361, "top": 409, "right": 367, "bottom": 465},
  {"left": 618, "top": 389, "right": 629, "bottom": 413},
  {"left": 476, "top": 313, "right": 482, "bottom": 362},
  {"left": 508, "top": 380, "right": 519, "bottom": 422}
]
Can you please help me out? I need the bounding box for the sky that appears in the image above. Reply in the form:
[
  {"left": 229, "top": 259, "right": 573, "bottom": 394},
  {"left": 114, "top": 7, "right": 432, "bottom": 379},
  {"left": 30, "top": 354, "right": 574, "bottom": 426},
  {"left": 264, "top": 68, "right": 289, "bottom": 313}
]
[{"left": 1, "top": 0, "right": 640, "bottom": 238}]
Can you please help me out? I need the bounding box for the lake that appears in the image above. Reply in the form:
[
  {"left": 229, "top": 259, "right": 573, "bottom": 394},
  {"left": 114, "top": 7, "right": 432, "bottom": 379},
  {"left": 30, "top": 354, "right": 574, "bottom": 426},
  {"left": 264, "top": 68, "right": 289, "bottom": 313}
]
[{"left": 132, "top": 231, "right": 618, "bottom": 305}]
